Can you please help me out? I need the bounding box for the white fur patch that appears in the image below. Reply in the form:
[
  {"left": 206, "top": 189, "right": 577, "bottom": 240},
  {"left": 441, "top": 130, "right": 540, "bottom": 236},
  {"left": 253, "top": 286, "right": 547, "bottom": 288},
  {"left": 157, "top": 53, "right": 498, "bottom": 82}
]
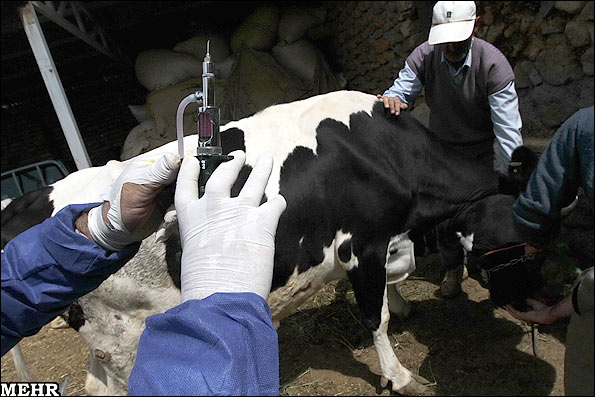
[
  {"left": 372, "top": 285, "right": 415, "bottom": 391},
  {"left": 386, "top": 232, "right": 415, "bottom": 284},
  {"left": 456, "top": 232, "right": 474, "bottom": 252},
  {"left": 268, "top": 242, "right": 343, "bottom": 323},
  {"left": 50, "top": 91, "right": 377, "bottom": 214},
  {"left": 48, "top": 135, "right": 199, "bottom": 216},
  {"left": 336, "top": 231, "right": 357, "bottom": 271},
  {"left": 222, "top": 90, "right": 378, "bottom": 199}
]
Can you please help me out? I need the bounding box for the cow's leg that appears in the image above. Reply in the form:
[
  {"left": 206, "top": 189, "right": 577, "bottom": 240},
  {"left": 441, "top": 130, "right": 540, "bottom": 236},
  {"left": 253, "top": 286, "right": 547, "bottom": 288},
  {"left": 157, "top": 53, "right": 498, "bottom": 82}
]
[
  {"left": 387, "top": 283, "right": 411, "bottom": 320},
  {"left": 374, "top": 286, "right": 427, "bottom": 394},
  {"left": 343, "top": 238, "right": 428, "bottom": 394},
  {"left": 85, "top": 350, "right": 109, "bottom": 396}
]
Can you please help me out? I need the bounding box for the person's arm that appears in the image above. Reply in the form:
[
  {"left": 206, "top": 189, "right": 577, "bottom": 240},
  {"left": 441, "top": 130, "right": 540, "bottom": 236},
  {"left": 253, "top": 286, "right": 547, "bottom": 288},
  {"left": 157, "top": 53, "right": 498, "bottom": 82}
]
[
  {"left": 505, "top": 295, "right": 574, "bottom": 324},
  {"left": 383, "top": 62, "right": 424, "bottom": 105},
  {"left": 129, "top": 293, "right": 279, "bottom": 396},
  {"left": 488, "top": 80, "right": 523, "bottom": 171},
  {"left": 129, "top": 151, "right": 287, "bottom": 396},
  {"left": 512, "top": 109, "right": 587, "bottom": 247},
  {"left": 506, "top": 267, "right": 593, "bottom": 323},
  {"left": 1, "top": 152, "right": 180, "bottom": 357},
  {"left": 379, "top": 62, "right": 423, "bottom": 116},
  {"left": 1, "top": 204, "right": 139, "bottom": 357}
]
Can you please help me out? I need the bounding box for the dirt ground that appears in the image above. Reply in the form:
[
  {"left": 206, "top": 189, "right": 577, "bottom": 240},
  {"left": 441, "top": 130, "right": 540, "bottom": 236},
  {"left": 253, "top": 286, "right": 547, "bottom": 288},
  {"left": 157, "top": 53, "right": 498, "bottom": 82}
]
[{"left": 1, "top": 253, "right": 573, "bottom": 396}]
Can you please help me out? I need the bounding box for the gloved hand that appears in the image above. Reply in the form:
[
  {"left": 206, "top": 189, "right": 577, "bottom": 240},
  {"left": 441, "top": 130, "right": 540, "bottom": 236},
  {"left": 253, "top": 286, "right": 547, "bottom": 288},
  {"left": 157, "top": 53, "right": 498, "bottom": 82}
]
[
  {"left": 175, "top": 150, "right": 287, "bottom": 302},
  {"left": 88, "top": 152, "right": 181, "bottom": 251}
]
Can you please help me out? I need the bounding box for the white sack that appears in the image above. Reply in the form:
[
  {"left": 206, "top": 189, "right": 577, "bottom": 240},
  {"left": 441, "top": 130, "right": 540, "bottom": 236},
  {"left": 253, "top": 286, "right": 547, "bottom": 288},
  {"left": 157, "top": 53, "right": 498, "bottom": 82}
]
[
  {"left": 173, "top": 34, "right": 230, "bottom": 62},
  {"left": 135, "top": 49, "right": 202, "bottom": 91},
  {"left": 213, "top": 55, "right": 236, "bottom": 80},
  {"left": 121, "top": 120, "right": 155, "bottom": 161},
  {"left": 271, "top": 39, "right": 321, "bottom": 82},
  {"left": 278, "top": 6, "right": 327, "bottom": 44},
  {"left": 230, "top": 6, "right": 280, "bottom": 53},
  {"left": 128, "top": 105, "right": 151, "bottom": 124}
]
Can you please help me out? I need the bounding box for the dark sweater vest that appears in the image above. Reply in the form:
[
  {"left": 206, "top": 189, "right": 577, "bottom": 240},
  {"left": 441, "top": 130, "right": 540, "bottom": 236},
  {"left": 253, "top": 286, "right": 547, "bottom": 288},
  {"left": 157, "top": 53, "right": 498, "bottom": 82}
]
[{"left": 406, "top": 38, "right": 515, "bottom": 158}]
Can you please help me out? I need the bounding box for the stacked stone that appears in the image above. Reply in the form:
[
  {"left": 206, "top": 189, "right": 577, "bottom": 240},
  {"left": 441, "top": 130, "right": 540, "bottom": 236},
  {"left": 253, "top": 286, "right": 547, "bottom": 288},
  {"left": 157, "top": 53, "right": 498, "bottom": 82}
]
[
  {"left": 325, "top": 1, "right": 427, "bottom": 96},
  {"left": 323, "top": 1, "right": 593, "bottom": 138},
  {"left": 322, "top": 1, "right": 593, "bottom": 265},
  {"left": 476, "top": 1, "right": 593, "bottom": 137}
]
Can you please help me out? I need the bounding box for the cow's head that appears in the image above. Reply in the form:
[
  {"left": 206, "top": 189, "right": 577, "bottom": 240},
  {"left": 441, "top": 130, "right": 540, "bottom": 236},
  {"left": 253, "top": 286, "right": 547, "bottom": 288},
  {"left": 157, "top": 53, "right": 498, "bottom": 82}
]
[
  {"left": 498, "top": 145, "right": 538, "bottom": 197},
  {"left": 471, "top": 243, "right": 546, "bottom": 311}
]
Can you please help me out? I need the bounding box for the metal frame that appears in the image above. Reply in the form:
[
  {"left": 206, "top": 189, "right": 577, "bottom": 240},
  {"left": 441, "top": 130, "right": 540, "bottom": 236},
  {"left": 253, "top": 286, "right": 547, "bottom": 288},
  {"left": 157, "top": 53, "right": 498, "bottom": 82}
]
[
  {"left": 29, "top": 1, "right": 122, "bottom": 62},
  {"left": 18, "top": 1, "right": 95, "bottom": 170},
  {"left": 1, "top": 160, "right": 70, "bottom": 197}
]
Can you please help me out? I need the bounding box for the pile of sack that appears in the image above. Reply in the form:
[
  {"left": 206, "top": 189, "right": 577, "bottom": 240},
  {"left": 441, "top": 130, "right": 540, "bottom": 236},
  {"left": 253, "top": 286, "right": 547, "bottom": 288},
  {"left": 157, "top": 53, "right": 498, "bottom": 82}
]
[{"left": 121, "top": 5, "right": 345, "bottom": 160}]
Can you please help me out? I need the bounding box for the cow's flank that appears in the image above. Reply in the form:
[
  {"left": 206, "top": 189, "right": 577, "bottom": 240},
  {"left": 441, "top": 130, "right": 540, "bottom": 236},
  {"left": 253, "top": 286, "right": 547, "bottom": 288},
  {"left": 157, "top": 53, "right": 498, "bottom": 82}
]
[{"left": 3, "top": 91, "right": 535, "bottom": 396}]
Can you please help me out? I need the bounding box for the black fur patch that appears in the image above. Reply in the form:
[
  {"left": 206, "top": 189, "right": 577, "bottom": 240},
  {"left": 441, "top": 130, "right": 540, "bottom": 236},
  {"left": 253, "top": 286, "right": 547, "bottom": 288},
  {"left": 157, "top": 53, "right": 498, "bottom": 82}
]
[
  {"left": 1, "top": 187, "right": 54, "bottom": 249},
  {"left": 63, "top": 300, "right": 86, "bottom": 331},
  {"left": 337, "top": 238, "right": 352, "bottom": 263}
]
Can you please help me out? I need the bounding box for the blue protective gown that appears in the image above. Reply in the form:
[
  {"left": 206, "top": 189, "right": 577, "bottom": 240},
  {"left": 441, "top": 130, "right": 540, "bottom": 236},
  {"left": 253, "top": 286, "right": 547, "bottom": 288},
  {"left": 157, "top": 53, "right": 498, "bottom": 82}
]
[
  {"left": 513, "top": 106, "right": 594, "bottom": 244},
  {"left": 1, "top": 203, "right": 138, "bottom": 356},
  {"left": 1, "top": 203, "right": 279, "bottom": 396}
]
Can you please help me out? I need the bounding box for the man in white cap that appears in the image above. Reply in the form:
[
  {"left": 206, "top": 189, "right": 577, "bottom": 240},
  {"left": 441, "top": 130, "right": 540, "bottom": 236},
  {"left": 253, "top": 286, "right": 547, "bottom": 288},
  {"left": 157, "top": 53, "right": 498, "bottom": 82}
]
[{"left": 379, "top": 1, "right": 523, "bottom": 298}]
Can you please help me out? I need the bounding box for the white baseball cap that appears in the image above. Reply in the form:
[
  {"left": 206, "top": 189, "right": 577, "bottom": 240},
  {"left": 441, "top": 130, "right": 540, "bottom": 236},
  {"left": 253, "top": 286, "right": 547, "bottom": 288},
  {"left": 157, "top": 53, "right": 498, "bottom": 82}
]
[{"left": 428, "top": 1, "right": 476, "bottom": 45}]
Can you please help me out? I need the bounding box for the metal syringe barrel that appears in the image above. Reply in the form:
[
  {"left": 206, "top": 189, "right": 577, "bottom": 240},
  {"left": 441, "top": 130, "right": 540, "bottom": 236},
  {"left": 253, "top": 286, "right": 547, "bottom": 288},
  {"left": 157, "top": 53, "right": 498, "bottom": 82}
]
[
  {"left": 197, "top": 40, "right": 221, "bottom": 155},
  {"left": 195, "top": 40, "right": 233, "bottom": 197},
  {"left": 201, "top": 45, "right": 215, "bottom": 108}
]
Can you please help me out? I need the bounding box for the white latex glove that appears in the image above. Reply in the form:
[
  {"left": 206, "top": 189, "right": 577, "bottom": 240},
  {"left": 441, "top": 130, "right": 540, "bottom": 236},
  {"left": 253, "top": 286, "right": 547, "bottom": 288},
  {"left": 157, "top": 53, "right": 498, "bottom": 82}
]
[
  {"left": 88, "top": 152, "right": 181, "bottom": 251},
  {"left": 175, "top": 150, "right": 287, "bottom": 302}
]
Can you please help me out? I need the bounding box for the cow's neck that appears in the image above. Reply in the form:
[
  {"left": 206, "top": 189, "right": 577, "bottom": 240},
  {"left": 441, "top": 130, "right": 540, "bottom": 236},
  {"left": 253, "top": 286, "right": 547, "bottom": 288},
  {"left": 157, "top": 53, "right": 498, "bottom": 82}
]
[{"left": 380, "top": 114, "right": 501, "bottom": 232}]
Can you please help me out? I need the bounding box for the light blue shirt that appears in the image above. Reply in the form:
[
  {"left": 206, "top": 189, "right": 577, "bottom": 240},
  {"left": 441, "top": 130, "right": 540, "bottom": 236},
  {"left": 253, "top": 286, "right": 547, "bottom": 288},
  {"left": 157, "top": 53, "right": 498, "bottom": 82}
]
[{"left": 383, "top": 39, "right": 523, "bottom": 170}]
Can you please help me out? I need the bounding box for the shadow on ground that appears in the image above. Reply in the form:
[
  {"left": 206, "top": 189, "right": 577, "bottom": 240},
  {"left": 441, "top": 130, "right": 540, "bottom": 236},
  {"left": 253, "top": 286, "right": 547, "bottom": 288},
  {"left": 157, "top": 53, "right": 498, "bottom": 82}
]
[{"left": 277, "top": 253, "right": 567, "bottom": 396}]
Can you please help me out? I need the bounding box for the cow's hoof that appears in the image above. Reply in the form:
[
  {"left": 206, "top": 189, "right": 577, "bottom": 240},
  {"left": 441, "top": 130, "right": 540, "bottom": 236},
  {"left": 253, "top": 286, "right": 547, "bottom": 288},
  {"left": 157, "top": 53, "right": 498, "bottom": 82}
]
[
  {"left": 396, "top": 374, "right": 430, "bottom": 395},
  {"left": 380, "top": 375, "right": 389, "bottom": 388},
  {"left": 381, "top": 373, "right": 430, "bottom": 395}
]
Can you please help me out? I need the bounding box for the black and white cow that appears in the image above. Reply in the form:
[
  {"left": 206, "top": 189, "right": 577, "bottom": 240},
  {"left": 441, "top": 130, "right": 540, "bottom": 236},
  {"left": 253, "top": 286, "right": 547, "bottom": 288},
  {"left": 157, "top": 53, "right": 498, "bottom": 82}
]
[{"left": 1, "top": 91, "right": 540, "bottom": 395}]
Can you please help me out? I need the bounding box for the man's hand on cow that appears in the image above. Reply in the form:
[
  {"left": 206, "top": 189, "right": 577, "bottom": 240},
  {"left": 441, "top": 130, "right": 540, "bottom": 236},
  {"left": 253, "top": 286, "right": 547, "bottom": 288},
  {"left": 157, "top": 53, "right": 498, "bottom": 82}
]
[
  {"left": 376, "top": 94, "right": 408, "bottom": 116},
  {"left": 175, "top": 150, "right": 287, "bottom": 302},
  {"left": 85, "top": 152, "right": 181, "bottom": 251}
]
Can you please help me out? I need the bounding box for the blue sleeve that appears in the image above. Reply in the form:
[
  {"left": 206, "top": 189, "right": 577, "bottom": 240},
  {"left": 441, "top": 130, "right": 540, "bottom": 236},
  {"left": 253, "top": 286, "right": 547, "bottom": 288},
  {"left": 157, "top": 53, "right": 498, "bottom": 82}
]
[
  {"left": 1, "top": 203, "right": 140, "bottom": 357},
  {"left": 488, "top": 80, "right": 523, "bottom": 167},
  {"left": 383, "top": 62, "right": 423, "bottom": 105},
  {"left": 129, "top": 293, "right": 279, "bottom": 396},
  {"left": 513, "top": 106, "right": 594, "bottom": 246}
]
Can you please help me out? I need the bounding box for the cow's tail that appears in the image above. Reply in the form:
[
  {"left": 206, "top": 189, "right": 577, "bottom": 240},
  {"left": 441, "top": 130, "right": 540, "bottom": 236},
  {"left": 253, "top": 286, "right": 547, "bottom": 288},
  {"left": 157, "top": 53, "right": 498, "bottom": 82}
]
[{"left": 10, "top": 343, "right": 34, "bottom": 382}]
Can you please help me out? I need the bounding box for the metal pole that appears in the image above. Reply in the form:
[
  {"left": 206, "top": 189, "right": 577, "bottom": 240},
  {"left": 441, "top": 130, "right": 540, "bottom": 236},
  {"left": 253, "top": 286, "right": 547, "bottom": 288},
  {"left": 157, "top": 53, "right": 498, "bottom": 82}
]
[{"left": 19, "top": 2, "right": 92, "bottom": 170}]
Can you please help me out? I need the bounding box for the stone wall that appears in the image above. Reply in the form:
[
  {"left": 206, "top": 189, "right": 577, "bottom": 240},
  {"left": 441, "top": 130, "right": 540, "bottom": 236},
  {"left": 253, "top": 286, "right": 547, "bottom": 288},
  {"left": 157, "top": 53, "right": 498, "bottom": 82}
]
[
  {"left": 4, "top": 1, "right": 591, "bottom": 175},
  {"left": 320, "top": 1, "right": 593, "bottom": 264},
  {"left": 322, "top": 1, "right": 594, "bottom": 138}
]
